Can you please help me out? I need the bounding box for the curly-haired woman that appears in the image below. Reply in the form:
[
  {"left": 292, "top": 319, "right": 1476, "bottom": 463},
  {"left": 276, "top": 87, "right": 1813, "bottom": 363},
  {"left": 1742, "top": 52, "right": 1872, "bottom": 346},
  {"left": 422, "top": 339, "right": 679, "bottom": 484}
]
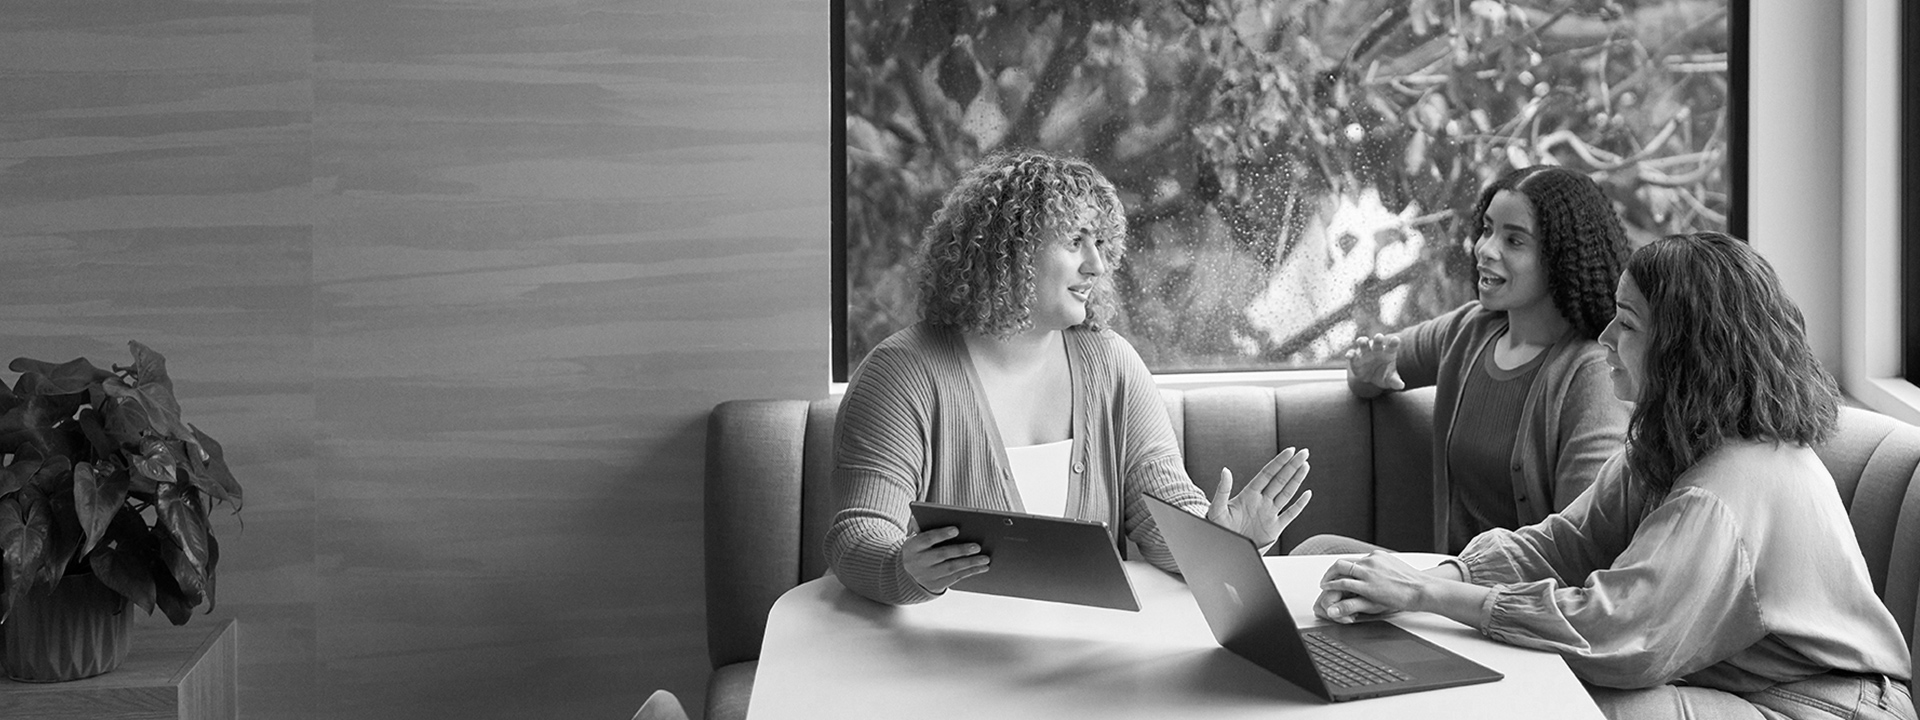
[
  {"left": 1314, "top": 233, "right": 1914, "bottom": 719},
  {"left": 825, "top": 149, "right": 1313, "bottom": 605},
  {"left": 1313, "top": 165, "right": 1632, "bottom": 554}
]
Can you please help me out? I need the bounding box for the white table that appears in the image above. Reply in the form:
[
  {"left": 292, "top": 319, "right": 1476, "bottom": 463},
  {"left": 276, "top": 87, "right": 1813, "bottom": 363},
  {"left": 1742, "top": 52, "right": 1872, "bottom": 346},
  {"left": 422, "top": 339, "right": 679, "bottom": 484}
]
[{"left": 746, "top": 554, "right": 1604, "bottom": 719}]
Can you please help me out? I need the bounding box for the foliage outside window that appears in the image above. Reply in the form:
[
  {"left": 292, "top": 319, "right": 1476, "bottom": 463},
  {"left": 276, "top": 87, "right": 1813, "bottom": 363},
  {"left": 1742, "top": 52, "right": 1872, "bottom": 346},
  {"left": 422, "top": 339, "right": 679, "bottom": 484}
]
[{"left": 841, "top": 0, "right": 1737, "bottom": 376}]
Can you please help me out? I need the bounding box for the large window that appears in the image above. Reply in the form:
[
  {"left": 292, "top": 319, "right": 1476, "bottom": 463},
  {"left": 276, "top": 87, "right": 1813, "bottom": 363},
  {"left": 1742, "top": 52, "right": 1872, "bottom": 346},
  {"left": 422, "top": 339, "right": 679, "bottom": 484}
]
[{"left": 836, "top": 0, "right": 1744, "bottom": 380}]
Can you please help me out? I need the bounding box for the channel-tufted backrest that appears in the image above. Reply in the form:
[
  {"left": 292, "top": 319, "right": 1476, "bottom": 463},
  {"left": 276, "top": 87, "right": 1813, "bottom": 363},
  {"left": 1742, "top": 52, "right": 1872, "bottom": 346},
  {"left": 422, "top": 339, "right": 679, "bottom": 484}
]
[
  {"left": 1812, "top": 407, "right": 1920, "bottom": 679},
  {"left": 701, "top": 382, "right": 1420, "bottom": 676},
  {"left": 703, "top": 389, "right": 1920, "bottom": 719}
]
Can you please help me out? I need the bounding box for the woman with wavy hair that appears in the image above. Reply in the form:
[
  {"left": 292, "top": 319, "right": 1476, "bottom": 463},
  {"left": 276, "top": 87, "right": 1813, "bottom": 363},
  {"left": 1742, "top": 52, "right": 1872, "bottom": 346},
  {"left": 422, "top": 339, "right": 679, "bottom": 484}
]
[
  {"left": 1315, "top": 233, "right": 1914, "bottom": 719},
  {"left": 1320, "top": 165, "right": 1632, "bottom": 554},
  {"left": 826, "top": 149, "right": 1314, "bottom": 605}
]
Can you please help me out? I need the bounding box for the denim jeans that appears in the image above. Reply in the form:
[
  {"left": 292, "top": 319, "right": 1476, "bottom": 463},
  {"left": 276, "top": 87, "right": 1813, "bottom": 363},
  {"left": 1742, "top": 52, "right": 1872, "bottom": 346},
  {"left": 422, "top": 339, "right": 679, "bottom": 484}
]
[{"left": 1588, "top": 673, "right": 1916, "bottom": 720}]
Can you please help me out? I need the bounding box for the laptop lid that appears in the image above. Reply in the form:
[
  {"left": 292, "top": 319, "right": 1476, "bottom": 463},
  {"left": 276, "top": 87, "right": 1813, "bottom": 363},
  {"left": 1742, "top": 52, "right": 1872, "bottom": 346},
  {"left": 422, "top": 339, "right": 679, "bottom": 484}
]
[
  {"left": 1143, "top": 494, "right": 1502, "bottom": 701},
  {"left": 909, "top": 501, "right": 1139, "bottom": 611}
]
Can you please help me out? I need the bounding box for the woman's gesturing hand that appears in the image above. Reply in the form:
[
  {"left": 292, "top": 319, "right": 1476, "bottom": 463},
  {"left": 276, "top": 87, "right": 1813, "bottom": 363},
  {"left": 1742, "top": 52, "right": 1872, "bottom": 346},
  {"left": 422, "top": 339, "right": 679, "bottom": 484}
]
[
  {"left": 1346, "top": 334, "right": 1405, "bottom": 391},
  {"left": 1206, "top": 447, "right": 1313, "bottom": 548},
  {"left": 899, "top": 525, "right": 989, "bottom": 594}
]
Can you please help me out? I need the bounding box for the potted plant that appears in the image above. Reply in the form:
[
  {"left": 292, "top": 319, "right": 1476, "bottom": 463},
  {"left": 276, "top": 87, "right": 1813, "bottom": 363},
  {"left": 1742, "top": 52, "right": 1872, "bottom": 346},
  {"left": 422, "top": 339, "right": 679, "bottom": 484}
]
[{"left": 0, "top": 341, "right": 242, "bottom": 681}]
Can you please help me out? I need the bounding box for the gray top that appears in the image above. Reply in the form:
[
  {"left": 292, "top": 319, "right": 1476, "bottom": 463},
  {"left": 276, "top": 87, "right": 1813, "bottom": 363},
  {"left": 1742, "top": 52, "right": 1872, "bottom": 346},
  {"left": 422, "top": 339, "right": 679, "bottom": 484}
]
[{"left": 1447, "top": 332, "right": 1545, "bottom": 551}]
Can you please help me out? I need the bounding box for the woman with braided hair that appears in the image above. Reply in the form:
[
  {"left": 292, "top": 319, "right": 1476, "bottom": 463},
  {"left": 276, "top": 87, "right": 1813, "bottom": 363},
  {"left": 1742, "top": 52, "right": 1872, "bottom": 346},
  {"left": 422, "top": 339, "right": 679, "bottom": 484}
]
[
  {"left": 1300, "top": 165, "right": 1632, "bottom": 555},
  {"left": 826, "top": 149, "right": 1313, "bottom": 605}
]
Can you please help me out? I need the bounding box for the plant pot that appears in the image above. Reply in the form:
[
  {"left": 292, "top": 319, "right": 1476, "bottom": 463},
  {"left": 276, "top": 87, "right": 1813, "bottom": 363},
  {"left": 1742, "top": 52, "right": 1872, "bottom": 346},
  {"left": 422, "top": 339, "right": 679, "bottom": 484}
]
[{"left": 0, "top": 572, "right": 132, "bottom": 682}]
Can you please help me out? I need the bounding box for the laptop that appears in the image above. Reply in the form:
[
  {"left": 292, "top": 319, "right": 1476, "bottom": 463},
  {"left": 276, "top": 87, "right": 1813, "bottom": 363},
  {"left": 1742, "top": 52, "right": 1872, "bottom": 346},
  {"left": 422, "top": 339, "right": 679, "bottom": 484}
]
[
  {"left": 1143, "top": 494, "right": 1502, "bottom": 701},
  {"left": 909, "top": 501, "right": 1139, "bottom": 611}
]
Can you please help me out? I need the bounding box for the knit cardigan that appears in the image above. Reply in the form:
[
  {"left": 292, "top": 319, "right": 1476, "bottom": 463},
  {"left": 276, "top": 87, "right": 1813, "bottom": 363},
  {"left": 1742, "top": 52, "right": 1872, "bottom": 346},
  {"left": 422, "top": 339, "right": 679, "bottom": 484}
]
[
  {"left": 825, "top": 323, "right": 1210, "bottom": 605},
  {"left": 1395, "top": 301, "right": 1630, "bottom": 552}
]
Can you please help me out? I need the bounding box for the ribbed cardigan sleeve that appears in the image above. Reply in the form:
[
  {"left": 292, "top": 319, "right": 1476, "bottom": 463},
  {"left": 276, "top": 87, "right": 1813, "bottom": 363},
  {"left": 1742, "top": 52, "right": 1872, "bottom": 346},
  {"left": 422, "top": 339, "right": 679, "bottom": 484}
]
[
  {"left": 1390, "top": 301, "right": 1477, "bottom": 391},
  {"left": 824, "top": 340, "right": 943, "bottom": 605},
  {"left": 1546, "top": 354, "right": 1629, "bottom": 511},
  {"left": 1099, "top": 332, "right": 1209, "bottom": 573}
]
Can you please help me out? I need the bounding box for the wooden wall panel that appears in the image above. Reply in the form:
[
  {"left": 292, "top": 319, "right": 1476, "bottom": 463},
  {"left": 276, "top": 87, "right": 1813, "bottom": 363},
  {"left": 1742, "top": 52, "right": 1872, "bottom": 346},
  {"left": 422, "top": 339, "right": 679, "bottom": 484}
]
[
  {"left": 2, "top": 0, "right": 828, "bottom": 718},
  {"left": 0, "top": 2, "right": 318, "bottom": 718},
  {"left": 311, "top": 1, "right": 827, "bottom": 719}
]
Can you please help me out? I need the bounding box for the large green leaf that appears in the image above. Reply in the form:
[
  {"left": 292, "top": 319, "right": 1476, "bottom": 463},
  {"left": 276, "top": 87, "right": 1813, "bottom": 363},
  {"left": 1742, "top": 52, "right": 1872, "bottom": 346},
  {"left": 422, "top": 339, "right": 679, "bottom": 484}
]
[
  {"left": 103, "top": 342, "right": 193, "bottom": 443},
  {"left": 8, "top": 356, "right": 112, "bottom": 394},
  {"left": 185, "top": 425, "right": 242, "bottom": 508},
  {"left": 152, "top": 525, "right": 199, "bottom": 626},
  {"left": 0, "top": 457, "right": 39, "bottom": 501},
  {"left": 0, "top": 492, "right": 51, "bottom": 624},
  {"left": 125, "top": 341, "right": 173, "bottom": 388},
  {"left": 154, "top": 583, "right": 192, "bottom": 625},
  {"left": 12, "top": 371, "right": 90, "bottom": 432},
  {"left": 0, "top": 380, "right": 79, "bottom": 457},
  {"left": 90, "top": 508, "right": 158, "bottom": 614},
  {"left": 100, "top": 396, "right": 154, "bottom": 447},
  {"left": 0, "top": 386, "right": 30, "bottom": 456},
  {"left": 28, "top": 455, "right": 71, "bottom": 493},
  {"left": 41, "top": 482, "right": 83, "bottom": 591},
  {"left": 158, "top": 528, "right": 207, "bottom": 607},
  {"left": 74, "top": 462, "right": 131, "bottom": 557},
  {"left": 203, "top": 533, "right": 220, "bottom": 613},
  {"left": 155, "top": 480, "right": 210, "bottom": 578},
  {"left": 129, "top": 438, "right": 180, "bottom": 491},
  {"left": 76, "top": 408, "right": 117, "bottom": 460}
]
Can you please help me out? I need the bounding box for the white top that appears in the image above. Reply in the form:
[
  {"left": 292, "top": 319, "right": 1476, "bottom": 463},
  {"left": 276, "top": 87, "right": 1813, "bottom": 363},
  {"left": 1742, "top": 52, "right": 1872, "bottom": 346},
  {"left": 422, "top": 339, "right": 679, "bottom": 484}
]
[{"left": 1005, "top": 438, "right": 1072, "bottom": 517}]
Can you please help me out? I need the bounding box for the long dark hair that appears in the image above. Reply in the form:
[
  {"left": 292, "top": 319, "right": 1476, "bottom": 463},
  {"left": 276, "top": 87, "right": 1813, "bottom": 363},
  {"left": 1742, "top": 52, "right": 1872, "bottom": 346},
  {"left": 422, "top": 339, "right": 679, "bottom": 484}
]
[
  {"left": 916, "top": 149, "right": 1126, "bottom": 337},
  {"left": 1470, "top": 166, "right": 1628, "bottom": 339},
  {"left": 1623, "top": 232, "right": 1839, "bottom": 493}
]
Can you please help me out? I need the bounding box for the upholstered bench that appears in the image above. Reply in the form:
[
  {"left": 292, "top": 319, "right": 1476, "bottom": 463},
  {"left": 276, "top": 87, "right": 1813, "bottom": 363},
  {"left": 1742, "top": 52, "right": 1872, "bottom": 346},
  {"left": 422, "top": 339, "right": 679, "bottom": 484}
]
[{"left": 703, "top": 383, "right": 1920, "bottom": 720}]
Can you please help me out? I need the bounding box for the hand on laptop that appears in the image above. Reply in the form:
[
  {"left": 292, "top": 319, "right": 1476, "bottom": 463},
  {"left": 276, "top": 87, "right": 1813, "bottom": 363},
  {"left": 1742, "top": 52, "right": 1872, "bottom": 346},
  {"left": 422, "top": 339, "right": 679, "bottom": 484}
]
[
  {"left": 1313, "top": 552, "right": 1420, "bottom": 623},
  {"left": 1314, "top": 552, "right": 1492, "bottom": 629},
  {"left": 1205, "top": 446, "right": 1314, "bottom": 548},
  {"left": 900, "top": 525, "right": 990, "bottom": 594}
]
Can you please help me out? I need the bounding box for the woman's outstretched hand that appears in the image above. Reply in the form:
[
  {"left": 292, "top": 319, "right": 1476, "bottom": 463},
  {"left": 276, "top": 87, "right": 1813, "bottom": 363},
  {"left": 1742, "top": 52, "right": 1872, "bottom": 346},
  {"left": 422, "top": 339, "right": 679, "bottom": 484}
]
[
  {"left": 1346, "top": 334, "right": 1405, "bottom": 391},
  {"left": 1206, "top": 447, "right": 1313, "bottom": 548}
]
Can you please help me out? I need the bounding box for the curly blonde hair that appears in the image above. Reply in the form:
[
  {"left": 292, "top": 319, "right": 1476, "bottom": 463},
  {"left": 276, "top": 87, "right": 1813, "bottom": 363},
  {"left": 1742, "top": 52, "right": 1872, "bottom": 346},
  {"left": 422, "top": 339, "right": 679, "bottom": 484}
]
[{"left": 916, "top": 149, "right": 1126, "bottom": 337}]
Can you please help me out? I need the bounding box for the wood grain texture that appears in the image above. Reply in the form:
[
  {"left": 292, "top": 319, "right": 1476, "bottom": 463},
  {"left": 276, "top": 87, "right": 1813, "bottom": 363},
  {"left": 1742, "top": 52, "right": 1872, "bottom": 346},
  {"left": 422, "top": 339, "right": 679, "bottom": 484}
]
[
  {"left": 0, "top": 1, "right": 317, "bottom": 718},
  {"left": 0, "top": 620, "right": 236, "bottom": 720},
  {"left": 0, "top": 0, "right": 828, "bottom": 718}
]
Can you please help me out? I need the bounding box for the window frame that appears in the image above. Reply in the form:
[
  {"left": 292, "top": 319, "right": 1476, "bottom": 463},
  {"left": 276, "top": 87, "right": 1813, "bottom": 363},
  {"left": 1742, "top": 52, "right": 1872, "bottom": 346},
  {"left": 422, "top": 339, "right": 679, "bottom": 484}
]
[{"left": 1841, "top": 0, "right": 1920, "bottom": 423}]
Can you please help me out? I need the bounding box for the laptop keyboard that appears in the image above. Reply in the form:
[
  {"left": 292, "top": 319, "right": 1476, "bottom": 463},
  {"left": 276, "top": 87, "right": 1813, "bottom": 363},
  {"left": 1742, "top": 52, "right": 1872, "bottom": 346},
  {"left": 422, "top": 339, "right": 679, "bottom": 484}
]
[{"left": 1302, "top": 632, "right": 1412, "bottom": 688}]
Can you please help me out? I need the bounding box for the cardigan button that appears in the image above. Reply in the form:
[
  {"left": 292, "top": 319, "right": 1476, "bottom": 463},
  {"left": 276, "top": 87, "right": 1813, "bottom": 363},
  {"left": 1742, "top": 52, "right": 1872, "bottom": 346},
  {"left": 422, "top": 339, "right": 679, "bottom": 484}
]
[{"left": 1072, "top": 461, "right": 1085, "bottom": 474}]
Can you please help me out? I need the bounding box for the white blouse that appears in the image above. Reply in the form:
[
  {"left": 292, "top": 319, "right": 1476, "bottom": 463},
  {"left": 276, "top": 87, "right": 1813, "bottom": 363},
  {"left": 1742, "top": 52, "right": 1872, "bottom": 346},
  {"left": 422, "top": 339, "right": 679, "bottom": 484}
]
[{"left": 1004, "top": 438, "right": 1073, "bottom": 517}]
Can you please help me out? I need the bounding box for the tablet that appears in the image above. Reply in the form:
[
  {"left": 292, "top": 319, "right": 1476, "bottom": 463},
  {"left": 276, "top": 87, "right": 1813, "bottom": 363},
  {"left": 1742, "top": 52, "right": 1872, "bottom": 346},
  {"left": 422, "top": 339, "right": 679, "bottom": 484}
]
[{"left": 908, "top": 501, "right": 1140, "bottom": 611}]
